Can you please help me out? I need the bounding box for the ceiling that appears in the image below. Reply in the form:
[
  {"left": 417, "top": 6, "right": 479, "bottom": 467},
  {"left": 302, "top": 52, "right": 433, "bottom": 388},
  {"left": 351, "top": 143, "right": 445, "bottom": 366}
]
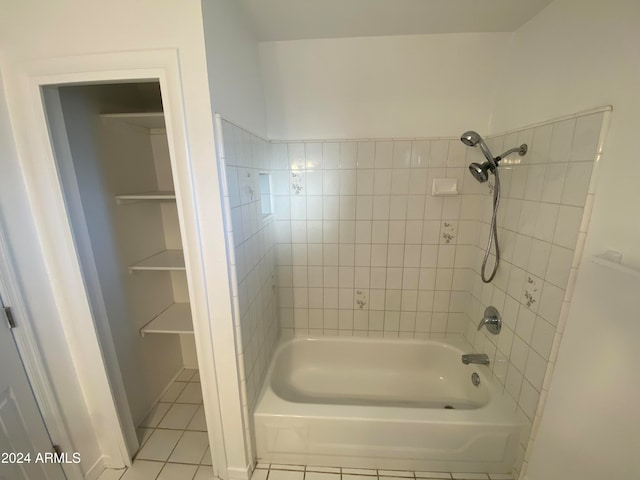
[{"left": 239, "top": 0, "right": 554, "bottom": 42}]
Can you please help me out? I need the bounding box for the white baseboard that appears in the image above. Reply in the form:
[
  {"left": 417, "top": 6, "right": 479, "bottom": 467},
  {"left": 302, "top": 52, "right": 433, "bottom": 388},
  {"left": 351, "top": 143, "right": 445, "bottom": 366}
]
[
  {"left": 84, "top": 455, "right": 106, "bottom": 480},
  {"left": 228, "top": 464, "right": 252, "bottom": 480},
  {"left": 85, "top": 455, "right": 127, "bottom": 480}
]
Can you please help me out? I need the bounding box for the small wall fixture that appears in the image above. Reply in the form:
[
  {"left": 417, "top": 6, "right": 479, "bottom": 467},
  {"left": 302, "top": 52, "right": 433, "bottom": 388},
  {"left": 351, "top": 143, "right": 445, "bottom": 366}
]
[
  {"left": 431, "top": 178, "right": 458, "bottom": 196},
  {"left": 593, "top": 251, "right": 640, "bottom": 279},
  {"left": 259, "top": 172, "right": 273, "bottom": 215},
  {"left": 477, "top": 306, "right": 501, "bottom": 335}
]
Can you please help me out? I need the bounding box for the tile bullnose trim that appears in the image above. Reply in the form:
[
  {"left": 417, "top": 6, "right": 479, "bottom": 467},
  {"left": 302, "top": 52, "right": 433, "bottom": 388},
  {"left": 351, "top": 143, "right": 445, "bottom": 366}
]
[{"left": 488, "top": 105, "right": 612, "bottom": 138}]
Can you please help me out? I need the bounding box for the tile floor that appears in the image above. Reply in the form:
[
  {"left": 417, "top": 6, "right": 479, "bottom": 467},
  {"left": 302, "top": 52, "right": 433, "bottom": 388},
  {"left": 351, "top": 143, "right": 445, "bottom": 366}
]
[
  {"left": 252, "top": 464, "right": 514, "bottom": 480},
  {"left": 97, "top": 369, "right": 214, "bottom": 480},
  {"left": 97, "top": 369, "right": 516, "bottom": 480}
]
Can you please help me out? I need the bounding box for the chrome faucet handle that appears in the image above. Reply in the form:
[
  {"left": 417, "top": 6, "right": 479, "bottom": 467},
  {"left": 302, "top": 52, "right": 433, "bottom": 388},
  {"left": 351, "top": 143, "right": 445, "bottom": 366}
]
[{"left": 477, "top": 306, "right": 501, "bottom": 335}]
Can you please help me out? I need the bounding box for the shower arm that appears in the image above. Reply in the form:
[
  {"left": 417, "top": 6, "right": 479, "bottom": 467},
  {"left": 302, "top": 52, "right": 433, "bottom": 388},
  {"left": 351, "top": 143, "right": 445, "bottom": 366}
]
[{"left": 493, "top": 144, "right": 528, "bottom": 163}]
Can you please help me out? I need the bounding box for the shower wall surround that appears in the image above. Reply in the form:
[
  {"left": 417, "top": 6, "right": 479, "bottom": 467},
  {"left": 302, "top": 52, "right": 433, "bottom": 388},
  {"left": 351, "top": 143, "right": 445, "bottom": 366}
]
[
  {"left": 462, "top": 109, "right": 608, "bottom": 475},
  {"left": 217, "top": 108, "right": 607, "bottom": 474},
  {"left": 217, "top": 118, "right": 279, "bottom": 448},
  {"left": 271, "top": 138, "right": 493, "bottom": 338}
]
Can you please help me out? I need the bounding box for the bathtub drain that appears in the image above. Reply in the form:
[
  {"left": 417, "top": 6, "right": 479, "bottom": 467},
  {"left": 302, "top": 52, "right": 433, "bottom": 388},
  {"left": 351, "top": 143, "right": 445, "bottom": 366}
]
[{"left": 444, "top": 405, "right": 455, "bottom": 409}]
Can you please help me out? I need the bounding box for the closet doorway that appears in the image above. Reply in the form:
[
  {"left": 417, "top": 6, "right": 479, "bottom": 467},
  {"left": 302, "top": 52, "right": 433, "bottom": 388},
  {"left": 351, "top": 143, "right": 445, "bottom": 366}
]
[{"left": 42, "top": 81, "right": 215, "bottom": 471}]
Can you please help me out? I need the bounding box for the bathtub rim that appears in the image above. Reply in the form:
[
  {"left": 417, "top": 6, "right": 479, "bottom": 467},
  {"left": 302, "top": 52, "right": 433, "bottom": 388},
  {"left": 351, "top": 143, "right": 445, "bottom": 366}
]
[{"left": 255, "top": 334, "right": 520, "bottom": 425}]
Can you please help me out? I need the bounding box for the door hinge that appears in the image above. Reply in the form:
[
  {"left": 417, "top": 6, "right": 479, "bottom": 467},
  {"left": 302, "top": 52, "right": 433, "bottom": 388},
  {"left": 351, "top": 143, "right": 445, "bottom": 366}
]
[
  {"left": 3, "top": 306, "right": 16, "bottom": 329},
  {"left": 52, "top": 445, "right": 62, "bottom": 456}
]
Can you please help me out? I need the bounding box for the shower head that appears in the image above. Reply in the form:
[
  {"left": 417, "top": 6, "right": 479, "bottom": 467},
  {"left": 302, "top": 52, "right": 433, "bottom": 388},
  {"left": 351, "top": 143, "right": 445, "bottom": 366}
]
[
  {"left": 468, "top": 162, "right": 492, "bottom": 183},
  {"left": 461, "top": 130, "right": 528, "bottom": 181},
  {"left": 460, "top": 131, "right": 482, "bottom": 147},
  {"left": 460, "top": 130, "right": 496, "bottom": 166}
]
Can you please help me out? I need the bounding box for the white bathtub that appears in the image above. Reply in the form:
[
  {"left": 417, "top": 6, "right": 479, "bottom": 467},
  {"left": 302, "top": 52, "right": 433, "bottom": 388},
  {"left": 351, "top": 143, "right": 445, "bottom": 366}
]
[{"left": 254, "top": 336, "right": 521, "bottom": 473}]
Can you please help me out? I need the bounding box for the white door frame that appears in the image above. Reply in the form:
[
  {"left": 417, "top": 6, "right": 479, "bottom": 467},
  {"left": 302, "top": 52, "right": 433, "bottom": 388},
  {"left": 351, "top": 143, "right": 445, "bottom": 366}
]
[
  {"left": 0, "top": 217, "right": 83, "bottom": 480},
  {"left": 6, "top": 49, "right": 237, "bottom": 477}
]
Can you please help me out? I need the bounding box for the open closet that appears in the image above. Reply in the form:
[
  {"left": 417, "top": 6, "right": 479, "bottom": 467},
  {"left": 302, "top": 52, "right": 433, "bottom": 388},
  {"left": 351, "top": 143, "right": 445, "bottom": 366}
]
[{"left": 45, "top": 82, "right": 209, "bottom": 463}]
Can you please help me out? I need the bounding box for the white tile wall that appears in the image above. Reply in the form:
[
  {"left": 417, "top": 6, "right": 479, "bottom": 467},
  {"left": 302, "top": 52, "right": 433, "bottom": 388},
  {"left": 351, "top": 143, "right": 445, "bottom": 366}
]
[
  {"left": 462, "top": 111, "right": 606, "bottom": 476},
  {"left": 271, "top": 139, "right": 485, "bottom": 338},
  {"left": 217, "top": 110, "right": 607, "bottom": 477},
  {"left": 217, "top": 118, "right": 280, "bottom": 462}
]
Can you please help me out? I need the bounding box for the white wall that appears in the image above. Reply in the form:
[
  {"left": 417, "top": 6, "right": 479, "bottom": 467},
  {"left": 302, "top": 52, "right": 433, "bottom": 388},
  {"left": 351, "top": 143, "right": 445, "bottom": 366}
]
[
  {"left": 525, "top": 261, "right": 640, "bottom": 479},
  {"left": 201, "top": 0, "right": 268, "bottom": 137},
  {"left": 0, "top": 0, "right": 248, "bottom": 476},
  {"left": 489, "top": 1, "right": 640, "bottom": 479},
  {"left": 259, "top": 33, "right": 512, "bottom": 139}
]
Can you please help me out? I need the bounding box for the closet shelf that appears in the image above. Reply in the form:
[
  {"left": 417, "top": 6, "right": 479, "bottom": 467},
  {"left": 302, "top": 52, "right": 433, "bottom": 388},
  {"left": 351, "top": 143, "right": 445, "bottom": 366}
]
[
  {"left": 140, "top": 303, "right": 193, "bottom": 337},
  {"left": 101, "top": 112, "right": 165, "bottom": 129},
  {"left": 128, "top": 250, "right": 185, "bottom": 272},
  {"left": 115, "top": 191, "right": 176, "bottom": 203}
]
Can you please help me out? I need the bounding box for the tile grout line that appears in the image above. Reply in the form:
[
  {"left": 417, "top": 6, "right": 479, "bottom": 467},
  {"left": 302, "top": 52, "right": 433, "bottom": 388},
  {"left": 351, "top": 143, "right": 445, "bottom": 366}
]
[
  {"left": 121, "top": 370, "right": 214, "bottom": 480},
  {"left": 262, "top": 464, "right": 513, "bottom": 480}
]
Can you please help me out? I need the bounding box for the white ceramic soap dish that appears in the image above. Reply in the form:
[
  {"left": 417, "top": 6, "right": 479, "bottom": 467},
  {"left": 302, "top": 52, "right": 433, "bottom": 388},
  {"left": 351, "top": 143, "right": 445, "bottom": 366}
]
[{"left": 431, "top": 178, "right": 458, "bottom": 196}]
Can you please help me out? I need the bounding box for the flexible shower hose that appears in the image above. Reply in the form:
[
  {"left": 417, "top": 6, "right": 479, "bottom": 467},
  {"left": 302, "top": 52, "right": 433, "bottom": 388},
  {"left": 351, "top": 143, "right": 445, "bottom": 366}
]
[{"left": 481, "top": 168, "right": 500, "bottom": 283}]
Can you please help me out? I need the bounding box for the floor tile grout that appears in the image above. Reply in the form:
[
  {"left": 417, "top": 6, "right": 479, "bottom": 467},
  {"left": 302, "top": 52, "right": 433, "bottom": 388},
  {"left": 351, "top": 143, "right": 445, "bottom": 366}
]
[
  {"left": 104, "top": 368, "right": 514, "bottom": 480},
  {"left": 258, "top": 464, "right": 511, "bottom": 480},
  {"left": 100, "top": 369, "right": 214, "bottom": 480}
]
